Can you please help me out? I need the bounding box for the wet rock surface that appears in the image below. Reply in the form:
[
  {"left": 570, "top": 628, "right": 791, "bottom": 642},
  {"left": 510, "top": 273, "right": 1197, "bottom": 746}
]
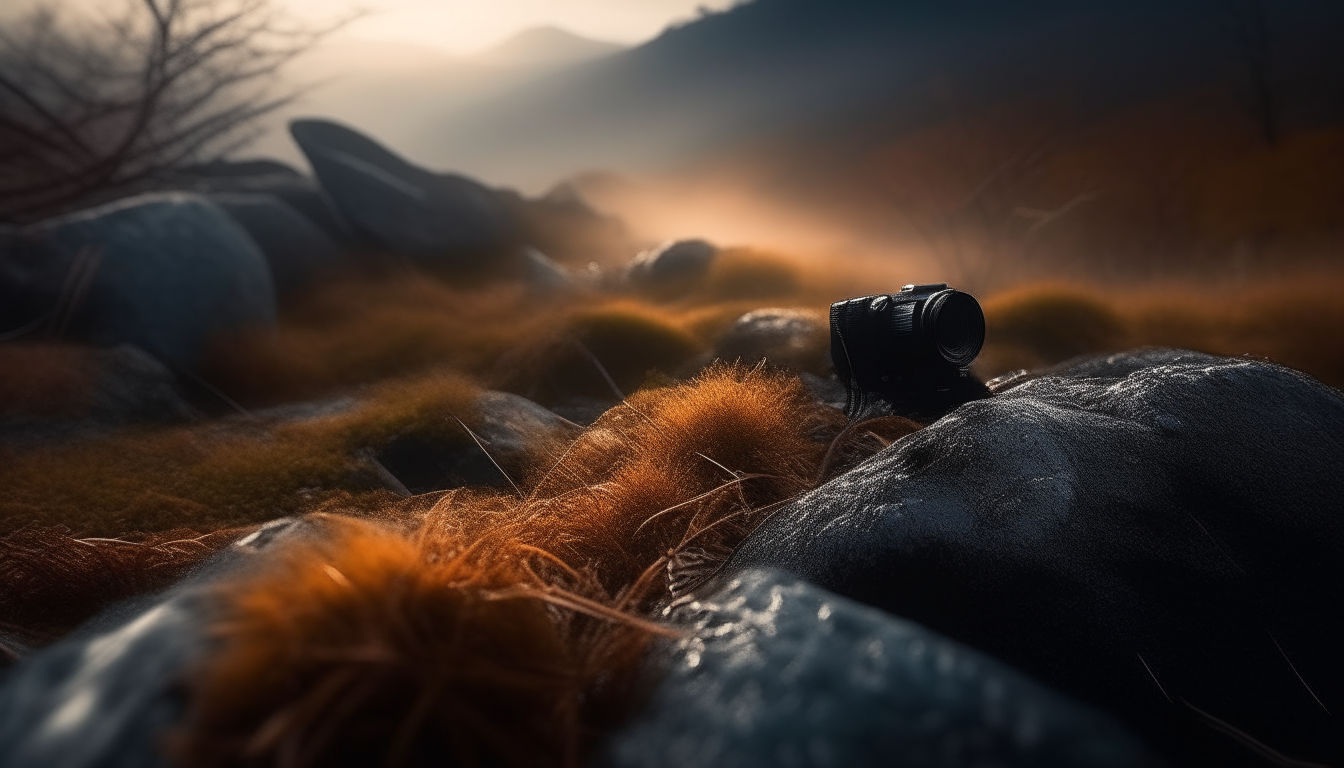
[
  {"left": 605, "top": 568, "right": 1153, "bottom": 768},
  {"left": 0, "top": 517, "right": 320, "bottom": 768},
  {"left": 726, "top": 349, "right": 1344, "bottom": 763},
  {"left": 0, "top": 193, "right": 276, "bottom": 369}
]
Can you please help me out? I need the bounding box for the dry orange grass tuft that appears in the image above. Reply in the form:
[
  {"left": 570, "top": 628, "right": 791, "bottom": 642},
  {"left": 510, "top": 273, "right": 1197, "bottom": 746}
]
[
  {"left": 977, "top": 279, "right": 1344, "bottom": 387},
  {"left": 522, "top": 362, "right": 834, "bottom": 592},
  {"left": 201, "top": 275, "right": 539, "bottom": 406},
  {"left": 201, "top": 273, "right": 717, "bottom": 407},
  {"left": 0, "top": 525, "right": 246, "bottom": 646},
  {"left": 172, "top": 364, "right": 863, "bottom": 767},
  {"left": 0, "top": 344, "right": 101, "bottom": 418},
  {"left": 0, "top": 370, "right": 483, "bottom": 536},
  {"left": 175, "top": 516, "right": 596, "bottom": 767},
  {"left": 496, "top": 301, "right": 703, "bottom": 402},
  {"left": 697, "top": 247, "right": 803, "bottom": 302}
]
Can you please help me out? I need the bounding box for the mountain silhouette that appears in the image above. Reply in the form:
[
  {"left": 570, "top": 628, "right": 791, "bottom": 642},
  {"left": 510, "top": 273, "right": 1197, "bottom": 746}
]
[
  {"left": 407, "top": 0, "right": 1344, "bottom": 191},
  {"left": 474, "top": 26, "right": 623, "bottom": 70}
]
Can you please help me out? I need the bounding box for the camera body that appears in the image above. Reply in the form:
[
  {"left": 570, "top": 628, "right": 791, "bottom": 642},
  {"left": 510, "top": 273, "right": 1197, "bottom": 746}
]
[{"left": 829, "top": 283, "right": 987, "bottom": 418}]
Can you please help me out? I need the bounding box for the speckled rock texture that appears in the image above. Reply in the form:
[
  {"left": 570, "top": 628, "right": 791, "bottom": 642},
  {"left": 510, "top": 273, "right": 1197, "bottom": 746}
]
[
  {"left": 604, "top": 568, "right": 1154, "bottom": 767},
  {"left": 726, "top": 349, "right": 1344, "bottom": 763}
]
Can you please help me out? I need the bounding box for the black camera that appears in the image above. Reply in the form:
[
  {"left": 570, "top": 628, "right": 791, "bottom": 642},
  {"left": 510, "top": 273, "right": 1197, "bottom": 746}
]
[{"left": 829, "top": 283, "right": 988, "bottom": 419}]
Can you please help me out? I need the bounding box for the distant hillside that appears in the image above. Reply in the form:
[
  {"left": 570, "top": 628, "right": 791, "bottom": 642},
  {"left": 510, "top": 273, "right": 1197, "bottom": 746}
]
[
  {"left": 378, "top": 0, "right": 1344, "bottom": 283},
  {"left": 474, "top": 26, "right": 623, "bottom": 70},
  {"left": 411, "top": 0, "right": 1344, "bottom": 186}
]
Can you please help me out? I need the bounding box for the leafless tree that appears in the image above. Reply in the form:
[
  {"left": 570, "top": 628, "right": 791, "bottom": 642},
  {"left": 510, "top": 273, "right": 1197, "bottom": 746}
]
[{"left": 0, "top": 0, "right": 352, "bottom": 222}]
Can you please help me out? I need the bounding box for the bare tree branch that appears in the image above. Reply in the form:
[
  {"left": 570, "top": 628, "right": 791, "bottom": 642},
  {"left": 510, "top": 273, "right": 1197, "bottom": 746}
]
[{"left": 0, "top": 0, "right": 356, "bottom": 222}]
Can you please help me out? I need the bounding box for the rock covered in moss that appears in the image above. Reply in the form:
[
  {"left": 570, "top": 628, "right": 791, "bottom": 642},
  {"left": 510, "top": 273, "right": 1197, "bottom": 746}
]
[
  {"left": 604, "top": 568, "right": 1152, "bottom": 767},
  {"left": 0, "top": 193, "right": 276, "bottom": 369},
  {"left": 727, "top": 349, "right": 1344, "bottom": 763}
]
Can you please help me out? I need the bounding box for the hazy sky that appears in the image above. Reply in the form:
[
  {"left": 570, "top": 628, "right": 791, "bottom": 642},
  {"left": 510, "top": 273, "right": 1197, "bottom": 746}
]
[
  {"left": 3, "top": 0, "right": 740, "bottom": 52},
  {"left": 266, "top": 0, "right": 742, "bottom": 52}
]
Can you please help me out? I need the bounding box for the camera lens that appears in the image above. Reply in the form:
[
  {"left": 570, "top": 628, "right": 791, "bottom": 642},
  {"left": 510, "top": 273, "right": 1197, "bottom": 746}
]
[{"left": 922, "top": 289, "right": 985, "bottom": 366}]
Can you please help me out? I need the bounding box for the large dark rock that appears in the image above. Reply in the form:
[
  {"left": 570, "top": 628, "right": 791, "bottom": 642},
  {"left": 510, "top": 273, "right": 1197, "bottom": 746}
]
[
  {"left": 209, "top": 193, "right": 349, "bottom": 296},
  {"left": 605, "top": 568, "right": 1154, "bottom": 767},
  {"left": 624, "top": 239, "right": 717, "bottom": 293},
  {"left": 0, "top": 193, "right": 276, "bottom": 369},
  {"left": 289, "top": 119, "right": 517, "bottom": 264},
  {"left": 502, "top": 182, "right": 634, "bottom": 265},
  {"left": 374, "top": 390, "right": 578, "bottom": 494},
  {"left": 726, "top": 349, "right": 1344, "bottom": 764},
  {"left": 519, "top": 246, "right": 575, "bottom": 293},
  {"left": 0, "top": 518, "right": 318, "bottom": 768},
  {"left": 713, "top": 307, "right": 828, "bottom": 372},
  {"left": 154, "top": 161, "right": 349, "bottom": 241},
  {"left": 0, "top": 344, "right": 196, "bottom": 446}
]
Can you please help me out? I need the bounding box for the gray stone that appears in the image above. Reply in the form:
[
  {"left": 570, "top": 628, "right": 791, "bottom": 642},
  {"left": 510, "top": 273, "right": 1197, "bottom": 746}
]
[
  {"left": 0, "top": 517, "right": 320, "bottom": 768},
  {"left": 519, "top": 246, "right": 573, "bottom": 293},
  {"left": 0, "top": 344, "right": 196, "bottom": 445},
  {"left": 624, "top": 239, "right": 717, "bottom": 292},
  {"left": 503, "top": 182, "right": 635, "bottom": 265},
  {"left": 154, "top": 162, "right": 350, "bottom": 241},
  {"left": 289, "top": 119, "right": 516, "bottom": 264},
  {"left": 800, "top": 371, "right": 847, "bottom": 410},
  {"left": 210, "top": 193, "right": 349, "bottom": 296},
  {"left": 605, "top": 568, "right": 1152, "bottom": 767},
  {"left": 714, "top": 307, "right": 828, "bottom": 371},
  {"left": 0, "top": 193, "right": 276, "bottom": 369},
  {"left": 726, "top": 349, "right": 1344, "bottom": 763},
  {"left": 374, "top": 390, "right": 578, "bottom": 494}
]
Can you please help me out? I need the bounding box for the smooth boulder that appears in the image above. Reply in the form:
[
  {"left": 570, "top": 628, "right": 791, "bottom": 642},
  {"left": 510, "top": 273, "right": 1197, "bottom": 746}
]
[
  {"left": 713, "top": 307, "right": 828, "bottom": 372},
  {"left": 210, "top": 193, "right": 348, "bottom": 296},
  {"left": 624, "top": 239, "right": 717, "bottom": 293},
  {"left": 519, "top": 246, "right": 574, "bottom": 293},
  {"left": 605, "top": 568, "right": 1153, "bottom": 767},
  {"left": 0, "top": 518, "right": 319, "bottom": 768},
  {"left": 503, "top": 182, "right": 634, "bottom": 265},
  {"left": 726, "top": 349, "right": 1344, "bottom": 764},
  {"left": 289, "top": 118, "right": 516, "bottom": 264},
  {"left": 0, "top": 344, "right": 196, "bottom": 445},
  {"left": 375, "top": 390, "right": 578, "bottom": 494},
  {"left": 0, "top": 193, "right": 276, "bottom": 369},
  {"left": 156, "top": 160, "right": 350, "bottom": 240}
]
